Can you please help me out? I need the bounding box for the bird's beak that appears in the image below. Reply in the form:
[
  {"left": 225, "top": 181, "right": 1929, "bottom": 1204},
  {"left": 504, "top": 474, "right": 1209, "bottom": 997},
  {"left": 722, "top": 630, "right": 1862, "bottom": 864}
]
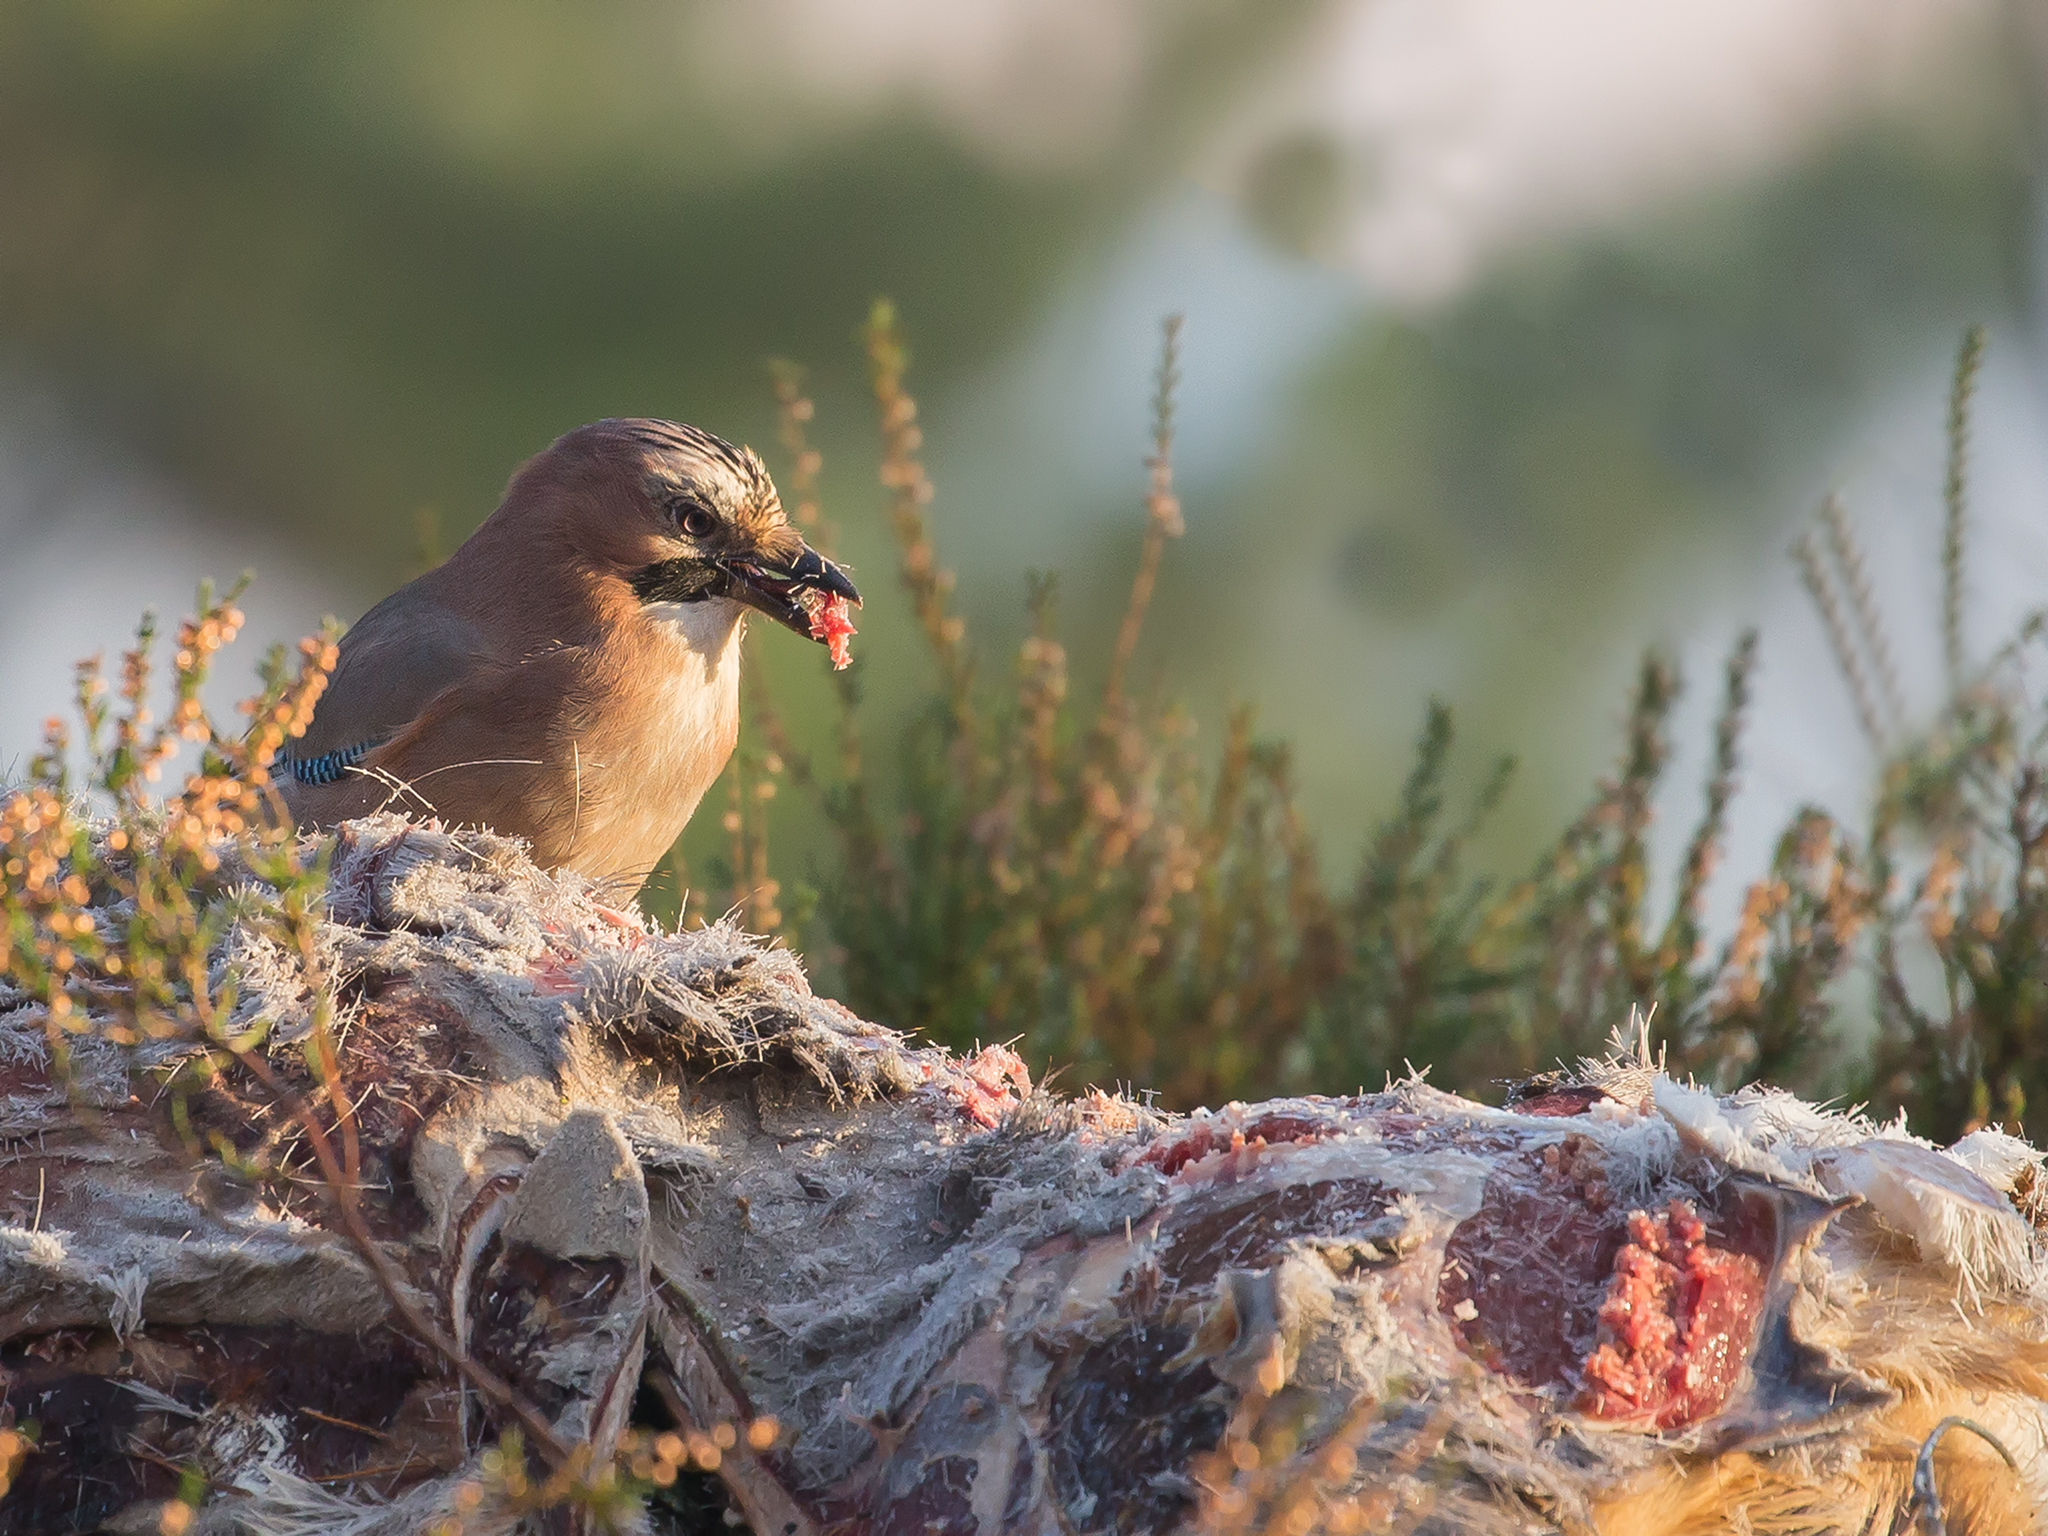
[{"left": 722, "top": 543, "right": 862, "bottom": 640}]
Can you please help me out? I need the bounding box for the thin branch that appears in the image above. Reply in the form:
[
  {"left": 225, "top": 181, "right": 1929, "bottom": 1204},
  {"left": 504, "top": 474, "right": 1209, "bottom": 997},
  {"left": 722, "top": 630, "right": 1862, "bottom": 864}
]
[{"left": 228, "top": 1041, "right": 574, "bottom": 1468}]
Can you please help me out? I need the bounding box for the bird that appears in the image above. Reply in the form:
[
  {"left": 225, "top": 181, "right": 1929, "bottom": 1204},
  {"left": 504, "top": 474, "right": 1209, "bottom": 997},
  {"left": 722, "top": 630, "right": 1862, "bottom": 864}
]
[{"left": 280, "top": 418, "right": 859, "bottom": 898}]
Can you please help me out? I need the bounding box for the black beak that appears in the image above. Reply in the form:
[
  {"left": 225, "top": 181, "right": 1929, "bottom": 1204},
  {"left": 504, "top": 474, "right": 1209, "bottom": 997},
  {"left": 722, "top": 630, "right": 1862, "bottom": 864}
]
[{"left": 724, "top": 543, "right": 862, "bottom": 639}]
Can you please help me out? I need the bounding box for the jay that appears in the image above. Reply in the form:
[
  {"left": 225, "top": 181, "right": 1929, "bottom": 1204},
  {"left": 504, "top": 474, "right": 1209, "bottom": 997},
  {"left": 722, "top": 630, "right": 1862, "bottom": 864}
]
[{"left": 282, "top": 419, "right": 858, "bottom": 897}]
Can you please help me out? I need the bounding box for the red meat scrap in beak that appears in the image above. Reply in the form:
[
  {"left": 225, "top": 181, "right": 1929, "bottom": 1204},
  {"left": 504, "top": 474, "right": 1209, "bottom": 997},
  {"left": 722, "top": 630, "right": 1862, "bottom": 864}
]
[{"left": 803, "top": 591, "right": 857, "bottom": 670}]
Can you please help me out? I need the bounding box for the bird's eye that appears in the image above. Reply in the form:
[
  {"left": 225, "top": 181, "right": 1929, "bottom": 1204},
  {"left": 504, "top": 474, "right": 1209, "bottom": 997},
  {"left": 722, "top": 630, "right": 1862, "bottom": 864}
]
[{"left": 679, "top": 504, "right": 717, "bottom": 538}]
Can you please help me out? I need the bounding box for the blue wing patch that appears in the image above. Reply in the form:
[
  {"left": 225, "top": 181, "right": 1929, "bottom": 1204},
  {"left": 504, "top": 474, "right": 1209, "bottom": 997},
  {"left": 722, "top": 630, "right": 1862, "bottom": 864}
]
[{"left": 285, "top": 739, "right": 380, "bottom": 785}]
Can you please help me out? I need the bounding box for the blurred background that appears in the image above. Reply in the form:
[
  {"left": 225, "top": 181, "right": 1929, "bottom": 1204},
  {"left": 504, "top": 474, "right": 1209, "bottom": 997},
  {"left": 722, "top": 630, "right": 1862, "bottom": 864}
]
[{"left": 4, "top": 0, "right": 2047, "bottom": 951}]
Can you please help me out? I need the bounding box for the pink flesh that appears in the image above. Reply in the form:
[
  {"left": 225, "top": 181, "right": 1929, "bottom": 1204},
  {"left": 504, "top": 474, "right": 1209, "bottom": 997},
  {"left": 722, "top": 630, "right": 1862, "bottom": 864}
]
[
  {"left": 805, "top": 593, "right": 857, "bottom": 670},
  {"left": 1436, "top": 1140, "right": 1771, "bottom": 1431}
]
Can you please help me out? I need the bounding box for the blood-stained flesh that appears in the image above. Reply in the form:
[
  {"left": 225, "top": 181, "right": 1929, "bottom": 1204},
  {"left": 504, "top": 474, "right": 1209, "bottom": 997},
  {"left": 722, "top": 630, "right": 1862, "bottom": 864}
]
[
  {"left": 1578, "top": 1199, "right": 1766, "bottom": 1428},
  {"left": 804, "top": 591, "right": 857, "bottom": 669}
]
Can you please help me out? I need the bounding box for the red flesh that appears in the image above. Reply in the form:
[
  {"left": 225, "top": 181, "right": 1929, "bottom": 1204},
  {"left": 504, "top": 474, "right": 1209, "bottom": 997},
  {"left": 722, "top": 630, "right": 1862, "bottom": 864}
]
[
  {"left": 1577, "top": 1198, "right": 1765, "bottom": 1428},
  {"left": 1133, "top": 1112, "right": 1338, "bottom": 1178},
  {"left": 1438, "top": 1144, "right": 1771, "bottom": 1432},
  {"left": 805, "top": 592, "right": 857, "bottom": 670}
]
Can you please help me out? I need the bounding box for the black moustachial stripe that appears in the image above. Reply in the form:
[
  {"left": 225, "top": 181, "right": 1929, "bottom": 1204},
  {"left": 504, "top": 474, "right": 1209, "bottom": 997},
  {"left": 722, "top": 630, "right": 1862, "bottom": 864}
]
[
  {"left": 286, "top": 739, "right": 380, "bottom": 785},
  {"left": 630, "top": 556, "right": 728, "bottom": 605}
]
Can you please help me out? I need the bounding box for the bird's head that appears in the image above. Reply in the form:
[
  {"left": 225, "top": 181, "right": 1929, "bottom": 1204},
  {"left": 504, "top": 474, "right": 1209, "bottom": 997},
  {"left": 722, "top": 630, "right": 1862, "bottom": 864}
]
[{"left": 520, "top": 418, "right": 860, "bottom": 647}]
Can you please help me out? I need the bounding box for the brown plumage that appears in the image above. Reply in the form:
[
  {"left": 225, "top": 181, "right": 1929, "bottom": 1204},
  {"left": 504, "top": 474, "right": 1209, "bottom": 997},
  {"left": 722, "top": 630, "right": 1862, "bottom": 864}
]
[{"left": 282, "top": 419, "right": 857, "bottom": 897}]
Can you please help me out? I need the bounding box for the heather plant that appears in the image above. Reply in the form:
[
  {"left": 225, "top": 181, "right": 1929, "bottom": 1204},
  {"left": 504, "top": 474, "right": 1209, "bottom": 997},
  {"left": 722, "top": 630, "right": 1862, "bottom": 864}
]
[
  {"left": 1332, "top": 324, "right": 2048, "bottom": 1143},
  {"left": 731, "top": 302, "right": 1782, "bottom": 1107},
  {"left": 9, "top": 314, "right": 2048, "bottom": 1145},
  {"left": 723, "top": 309, "right": 2048, "bottom": 1139},
  {"left": 731, "top": 307, "right": 1337, "bottom": 1107},
  {"left": 0, "top": 582, "right": 338, "bottom": 1078},
  {"left": 1307, "top": 624, "right": 1868, "bottom": 1101},
  {"left": 1845, "top": 328, "right": 2048, "bottom": 1140},
  {"left": 1859, "top": 621, "right": 2048, "bottom": 1139},
  {"left": 0, "top": 591, "right": 677, "bottom": 1522}
]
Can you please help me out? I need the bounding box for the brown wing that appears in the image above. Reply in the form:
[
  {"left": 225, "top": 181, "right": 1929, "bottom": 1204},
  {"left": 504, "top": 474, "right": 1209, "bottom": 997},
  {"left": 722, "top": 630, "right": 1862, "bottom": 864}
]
[
  {"left": 292, "top": 581, "right": 493, "bottom": 763},
  {"left": 286, "top": 641, "right": 599, "bottom": 873}
]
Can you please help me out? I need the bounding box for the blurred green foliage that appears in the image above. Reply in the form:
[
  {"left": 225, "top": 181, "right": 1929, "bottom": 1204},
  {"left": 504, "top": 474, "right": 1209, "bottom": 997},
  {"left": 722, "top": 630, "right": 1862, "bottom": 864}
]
[
  {"left": 0, "top": 1, "right": 1297, "bottom": 577},
  {"left": 1123, "top": 128, "right": 2041, "bottom": 845},
  {"left": 681, "top": 314, "right": 2048, "bottom": 1143}
]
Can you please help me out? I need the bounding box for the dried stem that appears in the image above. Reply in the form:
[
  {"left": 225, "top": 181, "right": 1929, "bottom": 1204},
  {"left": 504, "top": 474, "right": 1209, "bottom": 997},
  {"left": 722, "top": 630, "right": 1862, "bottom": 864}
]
[
  {"left": 1611, "top": 651, "right": 1677, "bottom": 997},
  {"left": 1820, "top": 495, "right": 1905, "bottom": 730},
  {"left": 725, "top": 766, "right": 748, "bottom": 922},
  {"left": 770, "top": 358, "right": 833, "bottom": 554},
  {"left": 1661, "top": 628, "right": 1758, "bottom": 977},
  {"left": 717, "top": 743, "right": 785, "bottom": 933},
  {"left": 758, "top": 361, "right": 889, "bottom": 900},
  {"left": 1796, "top": 528, "right": 1888, "bottom": 752},
  {"left": 1943, "top": 324, "right": 1986, "bottom": 692},
  {"left": 1104, "top": 314, "right": 1185, "bottom": 718},
  {"left": 749, "top": 757, "right": 783, "bottom": 932},
  {"left": 864, "top": 299, "right": 971, "bottom": 720}
]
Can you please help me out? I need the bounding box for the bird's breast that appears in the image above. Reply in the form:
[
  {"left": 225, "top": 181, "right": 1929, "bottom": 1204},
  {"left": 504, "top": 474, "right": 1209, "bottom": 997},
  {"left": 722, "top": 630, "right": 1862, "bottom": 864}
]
[
  {"left": 564, "top": 601, "right": 744, "bottom": 884},
  {"left": 635, "top": 619, "right": 743, "bottom": 786}
]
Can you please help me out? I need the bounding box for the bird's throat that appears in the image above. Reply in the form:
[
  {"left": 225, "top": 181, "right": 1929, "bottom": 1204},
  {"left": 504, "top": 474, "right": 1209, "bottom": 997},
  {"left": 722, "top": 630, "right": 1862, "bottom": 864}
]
[{"left": 640, "top": 593, "right": 746, "bottom": 658}]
